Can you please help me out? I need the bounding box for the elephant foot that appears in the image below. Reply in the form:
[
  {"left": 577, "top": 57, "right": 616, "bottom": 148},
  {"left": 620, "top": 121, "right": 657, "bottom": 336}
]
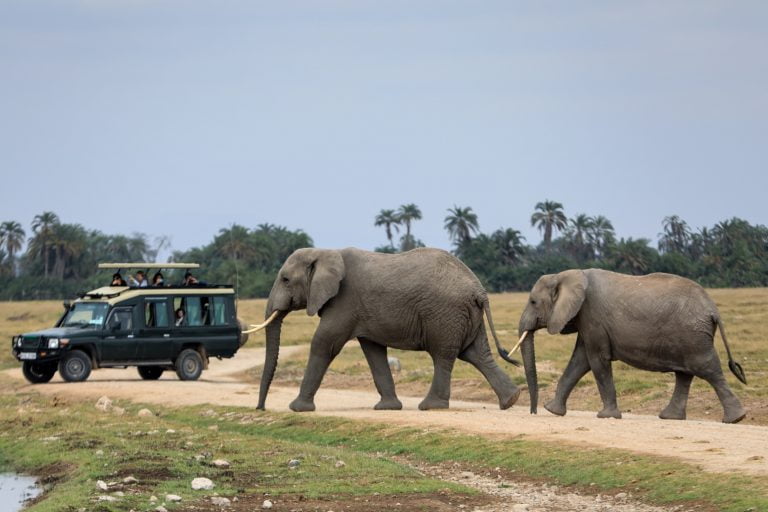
[
  {"left": 722, "top": 407, "right": 747, "bottom": 424},
  {"left": 499, "top": 387, "right": 521, "bottom": 410},
  {"left": 544, "top": 399, "right": 567, "bottom": 416},
  {"left": 659, "top": 405, "right": 686, "bottom": 421},
  {"left": 374, "top": 398, "right": 403, "bottom": 410},
  {"left": 418, "top": 397, "right": 449, "bottom": 410},
  {"left": 597, "top": 407, "right": 622, "bottom": 419},
  {"left": 289, "top": 397, "right": 316, "bottom": 412}
]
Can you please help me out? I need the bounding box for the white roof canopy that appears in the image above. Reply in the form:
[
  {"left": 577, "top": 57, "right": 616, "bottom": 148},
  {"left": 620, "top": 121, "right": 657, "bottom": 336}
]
[{"left": 97, "top": 263, "right": 200, "bottom": 270}]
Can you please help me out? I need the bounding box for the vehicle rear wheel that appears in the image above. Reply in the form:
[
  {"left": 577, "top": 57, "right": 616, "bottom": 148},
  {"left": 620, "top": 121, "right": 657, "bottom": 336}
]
[
  {"left": 22, "top": 361, "right": 57, "bottom": 384},
  {"left": 59, "top": 351, "right": 92, "bottom": 382},
  {"left": 138, "top": 366, "right": 164, "bottom": 380},
  {"left": 175, "top": 349, "right": 203, "bottom": 381}
]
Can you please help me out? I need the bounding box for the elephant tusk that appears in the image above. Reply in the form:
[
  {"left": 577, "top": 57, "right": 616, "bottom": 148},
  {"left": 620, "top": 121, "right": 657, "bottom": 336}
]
[
  {"left": 508, "top": 331, "right": 529, "bottom": 355},
  {"left": 242, "top": 310, "right": 280, "bottom": 334}
]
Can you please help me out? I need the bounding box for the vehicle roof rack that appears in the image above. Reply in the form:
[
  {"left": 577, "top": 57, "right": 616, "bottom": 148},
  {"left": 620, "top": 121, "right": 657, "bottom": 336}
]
[{"left": 98, "top": 263, "right": 200, "bottom": 270}]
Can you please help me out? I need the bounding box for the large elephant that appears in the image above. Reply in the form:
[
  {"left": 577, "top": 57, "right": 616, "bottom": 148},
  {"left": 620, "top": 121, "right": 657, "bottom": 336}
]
[
  {"left": 517, "top": 269, "right": 747, "bottom": 423},
  {"left": 256, "top": 247, "right": 522, "bottom": 412}
]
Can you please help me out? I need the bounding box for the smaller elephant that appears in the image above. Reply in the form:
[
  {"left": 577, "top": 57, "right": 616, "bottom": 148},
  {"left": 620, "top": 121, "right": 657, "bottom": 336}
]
[{"left": 517, "top": 269, "right": 747, "bottom": 423}]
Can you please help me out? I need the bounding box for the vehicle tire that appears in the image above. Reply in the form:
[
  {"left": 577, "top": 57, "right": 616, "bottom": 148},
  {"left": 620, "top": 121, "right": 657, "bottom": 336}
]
[
  {"left": 22, "top": 361, "right": 57, "bottom": 384},
  {"left": 138, "top": 366, "right": 164, "bottom": 380},
  {"left": 175, "top": 349, "right": 203, "bottom": 381},
  {"left": 58, "top": 351, "right": 92, "bottom": 382}
]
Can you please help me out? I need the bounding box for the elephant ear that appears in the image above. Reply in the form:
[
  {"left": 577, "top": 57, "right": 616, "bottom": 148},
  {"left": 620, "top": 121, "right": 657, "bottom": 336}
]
[
  {"left": 547, "top": 270, "right": 588, "bottom": 335},
  {"left": 306, "top": 250, "right": 346, "bottom": 316}
]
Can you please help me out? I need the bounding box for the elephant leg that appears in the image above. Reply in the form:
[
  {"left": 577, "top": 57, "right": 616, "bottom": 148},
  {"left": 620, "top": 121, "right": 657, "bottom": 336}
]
[
  {"left": 545, "top": 335, "right": 590, "bottom": 416},
  {"left": 290, "top": 325, "right": 349, "bottom": 412},
  {"left": 659, "top": 372, "right": 693, "bottom": 420},
  {"left": 458, "top": 336, "right": 520, "bottom": 410},
  {"left": 698, "top": 363, "right": 746, "bottom": 424},
  {"left": 586, "top": 348, "right": 621, "bottom": 419},
  {"left": 358, "top": 338, "right": 402, "bottom": 410},
  {"left": 419, "top": 355, "right": 455, "bottom": 410}
]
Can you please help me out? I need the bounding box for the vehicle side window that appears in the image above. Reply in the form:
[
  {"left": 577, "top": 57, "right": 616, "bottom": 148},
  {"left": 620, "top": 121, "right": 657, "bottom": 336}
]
[
  {"left": 106, "top": 307, "right": 133, "bottom": 331},
  {"left": 180, "top": 296, "right": 211, "bottom": 326},
  {"left": 212, "top": 297, "right": 228, "bottom": 325},
  {"left": 144, "top": 298, "right": 169, "bottom": 328}
]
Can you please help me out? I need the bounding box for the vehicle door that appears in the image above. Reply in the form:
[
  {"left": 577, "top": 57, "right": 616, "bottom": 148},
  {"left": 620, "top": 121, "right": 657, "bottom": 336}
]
[
  {"left": 137, "top": 297, "right": 173, "bottom": 361},
  {"left": 206, "top": 296, "right": 239, "bottom": 356},
  {"left": 102, "top": 306, "right": 138, "bottom": 362}
]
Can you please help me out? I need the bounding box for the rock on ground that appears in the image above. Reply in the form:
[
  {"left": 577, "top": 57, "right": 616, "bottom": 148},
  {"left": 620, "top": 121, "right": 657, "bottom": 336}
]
[
  {"left": 191, "top": 477, "right": 215, "bottom": 490},
  {"left": 211, "top": 496, "right": 231, "bottom": 507},
  {"left": 95, "top": 396, "right": 112, "bottom": 412}
]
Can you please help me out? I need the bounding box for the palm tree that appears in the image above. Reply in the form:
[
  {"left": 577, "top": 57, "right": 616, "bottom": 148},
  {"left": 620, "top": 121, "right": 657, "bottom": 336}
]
[
  {"left": 0, "top": 221, "right": 25, "bottom": 260},
  {"left": 398, "top": 204, "right": 422, "bottom": 239},
  {"left": 217, "top": 225, "right": 253, "bottom": 261},
  {"left": 566, "top": 213, "right": 594, "bottom": 261},
  {"left": 374, "top": 209, "right": 401, "bottom": 249},
  {"left": 530, "top": 200, "right": 567, "bottom": 249},
  {"left": 611, "top": 238, "right": 655, "bottom": 275},
  {"left": 588, "top": 215, "right": 615, "bottom": 259},
  {"left": 444, "top": 206, "right": 479, "bottom": 247},
  {"left": 492, "top": 228, "right": 526, "bottom": 265},
  {"left": 659, "top": 215, "right": 691, "bottom": 254},
  {"left": 50, "top": 223, "right": 87, "bottom": 280},
  {"left": 30, "top": 211, "right": 60, "bottom": 278}
]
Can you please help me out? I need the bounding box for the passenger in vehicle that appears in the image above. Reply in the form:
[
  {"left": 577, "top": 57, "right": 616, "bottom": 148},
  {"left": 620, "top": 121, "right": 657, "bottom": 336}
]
[
  {"left": 111, "top": 273, "right": 127, "bottom": 286},
  {"left": 175, "top": 308, "right": 185, "bottom": 326},
  {"left": 183, "top": 272, "right": 199, "bottom": 286},
  {"left": 152, "top": 272, "right": 165, "bottom": 287},
  {"left": 129, "top": 271, "right": 148, "bottom": 288}
]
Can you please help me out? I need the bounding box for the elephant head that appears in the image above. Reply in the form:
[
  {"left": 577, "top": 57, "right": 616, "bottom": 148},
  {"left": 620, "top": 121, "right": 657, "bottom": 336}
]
[
  {"left": 517, "top": 269, "right": 588, "bottom": 413},
  {"left": 256, "top": 248, "right": 346, "bottom": 409}
]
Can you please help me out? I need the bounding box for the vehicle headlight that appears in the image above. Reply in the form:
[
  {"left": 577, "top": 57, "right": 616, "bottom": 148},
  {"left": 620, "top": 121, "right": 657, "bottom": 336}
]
[
  {"left": 14, "top": 336, "right": 22, "bottom": 348},
  {"left": 47, "top": 338, "right": 60, "bottom": 349}
]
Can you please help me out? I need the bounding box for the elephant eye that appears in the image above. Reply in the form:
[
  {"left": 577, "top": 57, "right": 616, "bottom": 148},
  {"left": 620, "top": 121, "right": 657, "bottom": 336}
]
[
  {"left": 530, "top": 299, "right": 537, "bottom": 305},
  {"left": 281, "top": 276, "right": 289, "bottom": 283}
]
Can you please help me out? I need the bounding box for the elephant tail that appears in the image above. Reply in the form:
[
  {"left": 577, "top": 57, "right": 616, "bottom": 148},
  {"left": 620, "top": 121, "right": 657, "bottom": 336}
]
[
  {"left": 715, "top": 315, "right": 747, "bottom": 385},
  {"left": 483, "top": 299, "right": 522, "bottom": 367}
]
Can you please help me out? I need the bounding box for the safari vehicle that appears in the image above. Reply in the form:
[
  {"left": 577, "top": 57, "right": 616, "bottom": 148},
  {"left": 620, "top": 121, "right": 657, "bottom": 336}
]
[{"left": 11, "top": 263, "right": 266, "bottom": 384}]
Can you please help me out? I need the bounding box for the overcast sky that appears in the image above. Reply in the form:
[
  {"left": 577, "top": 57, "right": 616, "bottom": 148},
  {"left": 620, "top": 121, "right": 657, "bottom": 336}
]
[{"left": 1, "top": 1, "right": 766, "bottom": 256}]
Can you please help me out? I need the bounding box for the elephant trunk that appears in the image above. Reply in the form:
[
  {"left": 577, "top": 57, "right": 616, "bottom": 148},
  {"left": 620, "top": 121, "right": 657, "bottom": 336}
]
[
  {"left": 256, "top": 306, "right": 286, "bottom": 410},
  {"left": 520, "top": 331, "right": 538, "bottom": 414}
]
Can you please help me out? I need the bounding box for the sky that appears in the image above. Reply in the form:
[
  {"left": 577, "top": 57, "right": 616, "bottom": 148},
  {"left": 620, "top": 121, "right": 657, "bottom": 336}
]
[{"left": 1, "top": 1, "right": 766, "bottom": 257}]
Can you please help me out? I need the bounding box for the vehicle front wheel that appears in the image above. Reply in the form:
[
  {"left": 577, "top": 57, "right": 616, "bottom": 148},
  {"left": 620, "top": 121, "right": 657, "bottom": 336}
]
[
  {"left": 138, "top": 366, "right": 164, "bottom": 380},
  {"left": 22, "top": 361, "right": 57, "bottom": 384},
  {"left": 59, "top": 351, "right": 92, "bottom": 382},
  {"left": 175, "top": 349, "right": 203, "bottom": 381}
]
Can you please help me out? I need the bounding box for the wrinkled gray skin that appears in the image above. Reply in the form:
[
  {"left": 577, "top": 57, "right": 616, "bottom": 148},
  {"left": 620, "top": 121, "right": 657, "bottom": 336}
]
[
  {"left": 258, "top": 247, "right": 521, "bottom": 412},
  {"left": 518, "top": 269, "right": 747, "bottom": 424}
]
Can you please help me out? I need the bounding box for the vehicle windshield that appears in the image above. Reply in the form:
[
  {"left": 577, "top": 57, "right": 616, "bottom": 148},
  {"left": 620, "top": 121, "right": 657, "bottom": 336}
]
[{"left": 61, "top": 302, "right": 109, "bottom": 328}]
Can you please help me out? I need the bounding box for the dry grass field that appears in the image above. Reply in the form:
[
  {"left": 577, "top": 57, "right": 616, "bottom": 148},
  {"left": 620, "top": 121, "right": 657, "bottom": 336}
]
[{"left": 2, "top": 288, "right": 766, "bottom": 424}]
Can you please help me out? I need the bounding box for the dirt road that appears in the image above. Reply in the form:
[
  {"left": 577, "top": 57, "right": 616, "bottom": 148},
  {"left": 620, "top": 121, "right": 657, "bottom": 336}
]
[{"left": 6, "top": 346, "right": 767, "bottom": 477}]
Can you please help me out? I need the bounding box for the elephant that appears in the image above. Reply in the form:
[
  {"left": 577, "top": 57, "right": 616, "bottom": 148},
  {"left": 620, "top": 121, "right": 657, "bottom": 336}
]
[
  {"left": 255, "top": 247, "right": 522, "bottom": 412},
  {"left": 516, "top": 269, "right": 747, "bottom": 423}
]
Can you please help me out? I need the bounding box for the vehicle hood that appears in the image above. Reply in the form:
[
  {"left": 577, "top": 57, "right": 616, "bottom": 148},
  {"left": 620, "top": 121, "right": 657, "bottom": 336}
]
[{"left": 21, "top": 327, "right": 98, "bottom": 338}]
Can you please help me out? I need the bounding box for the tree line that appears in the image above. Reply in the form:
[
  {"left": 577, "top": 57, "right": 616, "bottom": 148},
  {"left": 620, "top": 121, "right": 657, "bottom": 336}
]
[
  {"left": 373, "top": 200, "right": 768, "bottom": 292},
  {"left": 1, "top": 204, "right": 766, "bottom": 300}
]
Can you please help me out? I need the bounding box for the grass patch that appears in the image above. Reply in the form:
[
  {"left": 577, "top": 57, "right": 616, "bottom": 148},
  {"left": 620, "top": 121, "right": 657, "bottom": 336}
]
[
  {"left": 1, "top": 390, "right": 767, "bottom": 511},
  {"left": 169, "top": 407, "right": 768, "bottom": 512},
  {"left": 0, "top": 392, "right": 469, "bottom": 511}
]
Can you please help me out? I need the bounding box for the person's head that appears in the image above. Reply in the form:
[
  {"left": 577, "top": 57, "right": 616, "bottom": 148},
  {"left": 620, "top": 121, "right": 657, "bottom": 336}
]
[
  {"left": 152, "top": 272, "right": 164, "bottom": 285},
  {"left": 184, "top": 271, "right": 198, "bottom": 284},
  {"left": 136, "top": 270, "right": 146, "bottom": 282},
  {"left": 175, "top": 308, "right": 184, "bottom": 318},
  {"left": 111, "top": 273, "right": 122, "bottom": 284}
]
